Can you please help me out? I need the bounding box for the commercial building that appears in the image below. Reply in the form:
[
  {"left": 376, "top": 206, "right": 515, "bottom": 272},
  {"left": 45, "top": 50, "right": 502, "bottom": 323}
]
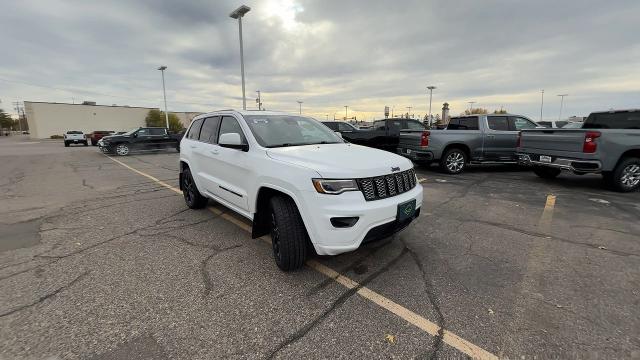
[{"left": 24, "top": 101, "right": 201, "bottom": 138}]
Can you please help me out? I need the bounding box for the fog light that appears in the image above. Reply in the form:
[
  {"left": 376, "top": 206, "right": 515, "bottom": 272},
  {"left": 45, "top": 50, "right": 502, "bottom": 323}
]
[{"left": 330, "top": 217, "right": 359, "bottom": 228}]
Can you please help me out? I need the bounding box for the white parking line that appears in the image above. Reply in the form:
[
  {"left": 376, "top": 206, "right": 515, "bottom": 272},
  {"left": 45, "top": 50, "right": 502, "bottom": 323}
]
[{"left": 106, "top": 154, "right": 497, "bottom": 360}]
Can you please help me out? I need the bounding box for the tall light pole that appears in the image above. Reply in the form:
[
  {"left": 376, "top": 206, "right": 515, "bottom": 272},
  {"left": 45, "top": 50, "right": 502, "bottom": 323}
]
[
  {"left": 468, "top": 101, "right": 476, "bottom": 112},
  {"left": 230, "top": 5, "right": 251, "bottom": 110},
  {"left": 297, "top": 101, "right": 303, "bottom": 115},
  {"left": 427, "top": 86, "right": 436, "bottom": 125},
  {"left": 256, "top": 90, "right": 262, "bottom": 110},
  {"left": 540, "top": 89, "right": 544, "bottom": 122},
  {"left": 157, "top": 66, "right": 169, "bottom": 129},
  {"left": 557, "top": 94, "right": 568, "bottom": 121},
  {"left": 344, "top": 105, "right": 348, "bottom": 120}
]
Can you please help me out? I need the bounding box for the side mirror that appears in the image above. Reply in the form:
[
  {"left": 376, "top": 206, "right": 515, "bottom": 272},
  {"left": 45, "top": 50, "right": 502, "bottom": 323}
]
[
  {"left": 219, "top": 133, "right": 248, "bottom": 151},
  {"left": 133, "top": 133, "right": 138, "bottom": 138}
]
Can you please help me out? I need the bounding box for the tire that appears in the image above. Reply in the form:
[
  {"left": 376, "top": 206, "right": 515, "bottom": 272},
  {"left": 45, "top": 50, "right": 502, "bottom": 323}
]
[
  {"left": 269, "top": 196, "right": 307, "bottom": 271},
  {"left": 83, "top": 141, "right": 88, "bottom": 146},
  {"left": 439, "top": 148, "right": 467, "bottom": 174},
  {"left": 181, "top": 168, "right": 208, "bottom": 209},
  {"left": 115, "top": 143, "right": 130, "bottom": 156},
  {"left": 91, "top": 140, "right": 97, "bottom": 146},
  {"left": 608, "top": 157, "right": 640, "bottom": 192},
  {"left": 533, "top": 166, "right": 562, "bottom": 179},
  {"left": 64, "top": 141, "right": 69, "bottom": 147}
]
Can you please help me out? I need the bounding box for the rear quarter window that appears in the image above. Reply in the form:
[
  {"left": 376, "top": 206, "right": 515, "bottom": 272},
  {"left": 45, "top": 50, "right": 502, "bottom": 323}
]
[
  {"left": 584, "top": 111, "right": 640, "bottom": 129},
  {"left": 448, "top": 117, "right": 479, "bottom": 130}
]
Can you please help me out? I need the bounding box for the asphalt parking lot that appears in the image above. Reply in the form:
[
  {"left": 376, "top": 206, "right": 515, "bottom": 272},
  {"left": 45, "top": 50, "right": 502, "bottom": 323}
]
[{"left": 1, "top": 135, "right": 639, "bottom": 359}]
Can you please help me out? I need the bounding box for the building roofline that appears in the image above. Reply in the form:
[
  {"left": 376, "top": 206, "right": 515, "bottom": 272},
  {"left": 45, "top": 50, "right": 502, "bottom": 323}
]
[{"left": 24, "top": 101, "right": 159, "bottom": 110}]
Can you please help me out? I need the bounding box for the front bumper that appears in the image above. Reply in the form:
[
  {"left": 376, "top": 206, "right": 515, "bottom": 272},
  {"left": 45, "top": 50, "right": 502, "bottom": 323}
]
[
  {"left": 517, "top": 153, "right": 602, "bottom": 173},
  {"left": 298, "top": 182, "right": 423, "bottom": 256}
]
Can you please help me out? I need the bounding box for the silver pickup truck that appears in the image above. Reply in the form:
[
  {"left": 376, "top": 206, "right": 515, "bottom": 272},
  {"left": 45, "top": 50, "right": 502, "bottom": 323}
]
[
  {"left": 397, "top": 114, "right": 539, "bottom": 174},
  {"left": 517, "top": 109, "right": 640, "bottom": 192}
]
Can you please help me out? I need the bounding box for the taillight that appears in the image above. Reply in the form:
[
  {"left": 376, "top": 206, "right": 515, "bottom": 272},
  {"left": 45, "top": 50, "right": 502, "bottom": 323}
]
[
  {"left": 420, "top": 131, "right": 430, "bottom": 147},
  {"left": 516, "top": 131, "right": 522, "bottom": 148},
  {"left": 583, "top": 131, "right": 601, "bottom": 153}
]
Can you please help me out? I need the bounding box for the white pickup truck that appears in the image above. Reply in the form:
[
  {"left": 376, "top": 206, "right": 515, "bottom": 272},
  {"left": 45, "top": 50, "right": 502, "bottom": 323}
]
[
  {"left": 179, "top": 110, "right": 423, "bottom": 271},
  {"left": 63, "top": 130, "right": 88, "bottom": 147}
]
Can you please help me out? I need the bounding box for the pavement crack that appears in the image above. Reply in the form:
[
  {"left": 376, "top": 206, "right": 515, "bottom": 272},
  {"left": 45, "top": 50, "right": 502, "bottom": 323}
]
[
  {"left": 402, "top": 241, "right": 446, "bottom": 360},
  {"left": 266, "top": 247, "right": 409, "bottom": 359},
  {"left": 0, "top": 270, "right": 90, "bottom": 318},
  {"left": 200, "top": 244, "right": 243, "bottom": 298}
]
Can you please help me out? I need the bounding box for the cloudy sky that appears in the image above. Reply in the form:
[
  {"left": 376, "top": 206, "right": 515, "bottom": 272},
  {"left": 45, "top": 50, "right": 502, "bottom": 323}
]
[{"left": 1, "top": 0, "right": 638, "bottom": 121}]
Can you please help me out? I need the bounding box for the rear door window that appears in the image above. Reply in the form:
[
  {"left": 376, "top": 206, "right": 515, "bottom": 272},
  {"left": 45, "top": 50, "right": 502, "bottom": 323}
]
[
  {"left": 337, "top": 122, "right": 354, "bottom": 131},
  {"left": 584, "top": 111, "right": 640, "bottom": 129},
  {"left": 149, "top": 128, "right": 167, "bottom": 136},
  {"left": 199, "top": 116, "right": 221, "bottom": 143},
  {"left": 487, "top": 116, "right": 510, "bottom": 131},
  {"left": 187, "top": 119, "right": 203, "bottom": 139}
]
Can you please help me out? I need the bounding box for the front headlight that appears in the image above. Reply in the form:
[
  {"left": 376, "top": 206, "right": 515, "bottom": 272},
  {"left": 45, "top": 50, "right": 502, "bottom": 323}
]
[{"left": 312, "top": 179, "right": 359, "bottom": 195}]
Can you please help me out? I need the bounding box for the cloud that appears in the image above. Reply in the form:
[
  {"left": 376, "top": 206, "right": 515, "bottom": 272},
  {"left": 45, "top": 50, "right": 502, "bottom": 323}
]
[{"left": 1, "top": 0, "right": 638, "bottom": 120}]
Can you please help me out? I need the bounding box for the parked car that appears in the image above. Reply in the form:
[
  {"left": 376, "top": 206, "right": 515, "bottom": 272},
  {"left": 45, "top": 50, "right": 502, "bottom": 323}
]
[
  {"left": 99, "top": 127, "right": 183, "bottom": 156},
  {"left": 321, "top": 121, "right": 359, "bottom": 132},
  {"left": 537, "top": 120, "right": 569, "bottom": 128},
  {"left": 88, "top": 130, "right": 115, "bottom": 146},
  {"left": 63, "top": 130, "right": 88, "bottom": 147},
  {"left": 397, "top": 114, "right": 539, "bottom": 174},
  {"left": 179, "top": 110, "right": 422, "bottom": 271},
  {"left": 518, "top": 109, "right": 640, "bottom": 192},
  {"left": 336, "top": 118, "right": 426, "bottom": 152}
]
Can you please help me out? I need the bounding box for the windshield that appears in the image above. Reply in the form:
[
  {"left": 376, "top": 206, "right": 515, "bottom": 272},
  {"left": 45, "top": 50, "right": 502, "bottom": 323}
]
[
  {"left": 244, "top": 115, "right": 344, "bottom": 148},
  {"left": 123, "top": 128, "right": 139, "bottom": 135}
]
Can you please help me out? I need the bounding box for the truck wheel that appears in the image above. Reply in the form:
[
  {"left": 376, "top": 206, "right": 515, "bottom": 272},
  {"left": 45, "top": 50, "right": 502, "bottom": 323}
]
[
  {"left": 533, "top": 166, "right": 561, "bottom": 179},
  {"left": 269, "top": 196, "right": 307, "bottom": 271},
  {"left": 115, "top": 143, "right": 130, "bottom": 156},
  {"left": 609, "top": 157, "right": 640, "bottom": 192},
  {"left": 91, "top": 140, "right": 97, "bottom": 146},
  {"left": 440, "top": 149, "right": 467, "bottom": 174},
  {"left": 64, "top": 141, "right": 69, "bottom": 147},
  {"left": 83, "top": 141, "right": 88, "bottom": 146},
  {"left": 181, "top": 168, "right": 208, "bottom": 208}
]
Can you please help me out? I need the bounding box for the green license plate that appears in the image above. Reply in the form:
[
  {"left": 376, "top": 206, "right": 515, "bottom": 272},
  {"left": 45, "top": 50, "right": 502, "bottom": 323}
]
[{"left": 397, "top": 199, "right": 416, "bottom": 222}]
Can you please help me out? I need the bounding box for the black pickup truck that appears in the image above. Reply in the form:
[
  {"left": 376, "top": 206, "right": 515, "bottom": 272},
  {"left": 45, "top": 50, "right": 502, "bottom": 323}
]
[
  {"left": 99, "top": 127, "right": 184, "bottom": 156},
  {"left": 330, "top": 118, "right": 426, "bottom": 152}
]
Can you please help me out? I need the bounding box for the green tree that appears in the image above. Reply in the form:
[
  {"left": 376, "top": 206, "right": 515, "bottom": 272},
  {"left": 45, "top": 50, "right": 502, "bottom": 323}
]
[
  {"left": 145, "top": 109, "right": 185, "bottom": 133},
  {"left": 463, "top": 108, "right": 489, "bottom": 115},
  {"left": 493, "top": 109, "right": 507, "bottom": 114},
  {"left": 0, "top": 109, "right": 13, "bottom": 129}
]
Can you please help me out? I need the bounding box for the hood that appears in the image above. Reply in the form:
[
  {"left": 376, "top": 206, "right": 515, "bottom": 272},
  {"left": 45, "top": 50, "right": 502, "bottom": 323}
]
[
  {"left": 102, "top": 134, "right": 129, "bottom": 142},
  {"left": 266, "top": 143, "right": 413, "bottom": 178}
]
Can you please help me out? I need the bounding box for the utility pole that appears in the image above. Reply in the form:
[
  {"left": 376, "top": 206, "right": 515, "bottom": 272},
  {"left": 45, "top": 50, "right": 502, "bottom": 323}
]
[
  {"left": 297, "top": 101, "right": 303, "bottom": 115},
  {"left": 12, "top": 101, "right": 24, "bottom": 132},
  {"left": 325, "top": 114, "right": 329, "bottom": 120},
  {"left": 557, "top": 94, "right": 568, "bottom": 121},
  {"left": 256, "top": 91, "right": 262, "bottom": 110},
  {"left": 427, "top": 86, "right": 436, "bottom": 125},
  {"left": 467, "top": 101, "right": 476, "bottom": 112},
  {"left": 540, "top": 90, "right": 544, "bottom": 122},
  {"left": 406, "top": 106, "right": 412, "bottom": 118},
  {"left": 344, "top": 105, "right": 348, "bottom": 120}
]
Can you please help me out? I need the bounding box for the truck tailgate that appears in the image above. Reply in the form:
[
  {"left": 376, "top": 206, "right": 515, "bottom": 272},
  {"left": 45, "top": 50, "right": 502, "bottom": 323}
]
[
  {"left": 399, "top": 130, "right": 423, "bottom": 147},
  {"left": 520, "top": 129, "right": 585, "bottom": 152}
]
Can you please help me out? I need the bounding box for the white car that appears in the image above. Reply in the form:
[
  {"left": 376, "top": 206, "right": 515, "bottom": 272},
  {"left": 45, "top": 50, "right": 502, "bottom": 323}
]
[
  {"left": 63, "top": 130, "right": 88, "bottom": 147},
  {"left": 179, "top": 110, "right": 423, "bottom": 271}
]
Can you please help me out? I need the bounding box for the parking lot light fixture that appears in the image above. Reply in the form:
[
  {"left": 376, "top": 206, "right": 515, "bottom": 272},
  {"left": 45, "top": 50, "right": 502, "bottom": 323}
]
[
  {"left": 157, "top": 66, "right": 169, "bottom": 129},
  {"left": 540, "top": 89, "right": 545, "bottom": 122},
  {"left": 468, "top": 101, "right": 476, "bottom": 112},
  {"left": 557, "top": 94, "right": 568, "bottom": 121},
  {"left": 297, "top": 101, "right": 303, "bottom": 115},
  {"left": 427, "top": 86, "right": 436, "bottom": 125},
  {"left": 230, "top": 5, "right": 251, "bottom": 110}
]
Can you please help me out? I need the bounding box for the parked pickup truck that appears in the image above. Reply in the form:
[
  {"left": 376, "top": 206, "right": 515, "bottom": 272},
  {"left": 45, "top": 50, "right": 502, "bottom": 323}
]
[
  {"left": 334, "top": 118, "right": 426, "bottom": 153},
  {"left": 517, "top": 109, "right": 640, "bottom": 192},
  {"left": 99, "top": 127, "right": 184, "bottom": 156},
  {"left": 88, "top": 130, "right": 115, "bottom": 146},
  {"left": 398, "top": 114, "right": 539, "bottom": 174}
]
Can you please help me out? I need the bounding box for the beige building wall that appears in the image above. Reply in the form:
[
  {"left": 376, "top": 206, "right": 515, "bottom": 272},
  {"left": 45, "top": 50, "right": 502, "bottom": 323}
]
[{"left": 24, "top": 102, "right": 203, "bottom": 138}]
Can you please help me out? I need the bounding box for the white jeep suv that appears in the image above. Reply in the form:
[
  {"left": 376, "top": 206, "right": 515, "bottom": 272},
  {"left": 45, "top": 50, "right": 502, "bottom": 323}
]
[{"left": 179, "top": 110, "right": 423, "bottom": 271}]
